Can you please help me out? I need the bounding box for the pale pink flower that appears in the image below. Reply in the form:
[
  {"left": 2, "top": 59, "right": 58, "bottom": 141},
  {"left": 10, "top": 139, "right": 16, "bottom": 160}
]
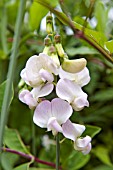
[
  {"left": 56, "top": 79, "right": 89, "bottom": 111},
  {"left": 33, "top": 98, "right": 72, "bottom": 136},
  {"left": 62, "top": 120, "right": 91, "bottom": 155},
  {"left": 21, "top": 53, "right": 59, "bottom": 87},
  {"left": 19, "top": 83, "right": 54, "bottom": 109}
]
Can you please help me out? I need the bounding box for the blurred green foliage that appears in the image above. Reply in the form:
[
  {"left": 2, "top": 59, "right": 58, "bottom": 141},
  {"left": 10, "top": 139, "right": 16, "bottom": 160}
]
[{"left": 1, "top": 0, "right": 113, "bottom": 169}]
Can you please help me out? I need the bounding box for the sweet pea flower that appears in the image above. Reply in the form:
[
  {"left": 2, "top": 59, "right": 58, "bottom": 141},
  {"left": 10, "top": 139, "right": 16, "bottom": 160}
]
[
  {"left": 19, "top": 83, "right": 54, "bottom": 109},
  {"left": 56, "top": 79, "right": 89, "bottom": 111},
  {"left": 20, "top": 53, "right": 59, "bottom": 87},
  {"left": 59, "top": 67, "right": 90, "bottom": 87},
  {"left": 19, "top": 89, "right": 37, "bottom": 109},
  {"left": 62, "top": 120, "right": 91, "bottom": 155},
  {"left": 74, "top": 136, "right": 92, "bottom": 155},
  {"left": 33, "top": 98, "right": 72, "bottom": 136}
]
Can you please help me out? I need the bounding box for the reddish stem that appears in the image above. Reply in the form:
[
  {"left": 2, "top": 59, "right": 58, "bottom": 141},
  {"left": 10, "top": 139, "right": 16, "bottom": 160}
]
[{"left": 1, "top": 147, "right": 62, "bottom": 169}]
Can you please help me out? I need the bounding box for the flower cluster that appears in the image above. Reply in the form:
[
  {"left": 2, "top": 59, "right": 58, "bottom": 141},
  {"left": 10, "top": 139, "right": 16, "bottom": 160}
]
[{"left": 19, "top": 34, "right": 91, "bottom": 155}]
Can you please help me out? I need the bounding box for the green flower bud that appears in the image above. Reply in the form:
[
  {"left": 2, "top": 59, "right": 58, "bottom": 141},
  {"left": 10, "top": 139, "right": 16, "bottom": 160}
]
[
  {"left": 62, "top": 58, "right": 87, "bottom": 73},
  {"left": 46, "top": 15, "right": 54, "bottom": 34},
  {"left": 49, "top": 45, "right": 60, "bottom": 66},
  {"left": 54, "top": 35, "right": 65, "bottom": 58},
  {"left": 43, "top": 37, "right": 52, "bottom": 55}
]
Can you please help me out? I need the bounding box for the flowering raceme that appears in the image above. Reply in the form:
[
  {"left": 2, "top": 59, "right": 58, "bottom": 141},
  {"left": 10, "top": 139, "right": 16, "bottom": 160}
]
[{"left": 19, "top": 37, "right": 92, "bottom": 155}]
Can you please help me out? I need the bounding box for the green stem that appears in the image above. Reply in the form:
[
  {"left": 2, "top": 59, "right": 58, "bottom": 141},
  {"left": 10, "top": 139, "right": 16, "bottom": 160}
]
[
  {"left": 0, "top": 0, "right": 26, "bottom": 153},
  {"left": 1, "top": 6, "right": 8, "bottom": 54},
  {"left": 31, "top": 110, "right": 36, "bottom": 156},
  {"left": 56, "top": 133, "right": 60, "bottom": 170}
]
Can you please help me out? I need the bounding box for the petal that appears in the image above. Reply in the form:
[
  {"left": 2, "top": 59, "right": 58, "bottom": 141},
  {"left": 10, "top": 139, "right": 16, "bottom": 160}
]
[
  {"left": 56, "top": 79, "right": 84, "bottom": 103},
  {"left": 19, "top": 89, "right": 30, "bottom": 103},
  {"left": 76, "top": 136, "right": 92, "bottom": 148},
  {"left": 76, "top": 67, "right": 90, "bottom": 87},
  {"left": 19, "top": 89, "right": 37, "bottom": 108},
  {"left": 62, "top": 120, "right": 85, "bottom": 141},
  {"left": 47, "top": 117, "right": 63, "bottom": 135},
  {"left": 81, "top": 143, "right": 92, "bottom": 155},
  {"left": 39, "top": 68, "right": 54, "bottom": 83},
  {"left": 51, "top": 98, "right": 73, "bottom": 125},
  {"left": 59, "top": 67, "right": 90, "bottom": 87},
  {"left": 62, "top": 58, "right": 87, "bottom": 73},
  {"left": 31, "top": 83, "right": 54, "bottom": 100},
  {"left": 72, "top": 96, "right": 89, "bottom": 111},
  {"left": 39, "top": 53, "right": 59, "bottom": 75},
  {"left": 33, "top": 100, "right": 52, "bottom": 128}
]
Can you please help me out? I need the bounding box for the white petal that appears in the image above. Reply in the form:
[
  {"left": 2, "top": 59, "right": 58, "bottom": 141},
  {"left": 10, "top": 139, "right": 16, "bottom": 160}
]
[
  {"left": 56, "top": 79, "right": 84, "bottom": 103},
  {"left": 51, "top": 98, "right": 73, "bottom": 125},
  {"left": 62, "top": 120, "right": 85, "bottom": 141},
  {"left": 19, "top": 89, "right": 30, "bottom": 103},
  {"left": 72, "top": 95, "right": 89, "bottom": 111},
  {"left": 31, "top": 83, "right": 54, "bottom": 100},
  {"left": 39, "top": 68, "right": 54, "bottom": 82},
  {"left": 59, "top": 67, "right": 90, "bottom": 87},
  {"left": 76, "top": 136, "right": 91, "bottom": 148},
  {"left": 81, "top": 143, "right": 92, "bottom": 155},
  {"left": 47, "top": 117, "right": 63, "bottom": 135},
  {"left": 19, "top": 89, "right": 37, "bottom": 108},
  {"left": 25, "top": 55, "right": 42, "bottom": 87},
  {"left": 39, "top": 53, "right": 59, "bottom": 75},
  {"left": 33, "top": 100, "right": 52, "bottom": 128}
]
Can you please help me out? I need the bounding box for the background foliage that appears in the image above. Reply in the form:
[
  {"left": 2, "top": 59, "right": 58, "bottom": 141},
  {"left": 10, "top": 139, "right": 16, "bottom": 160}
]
[{"left": 0, "top": 0, "right": 113, "bottom": 169}]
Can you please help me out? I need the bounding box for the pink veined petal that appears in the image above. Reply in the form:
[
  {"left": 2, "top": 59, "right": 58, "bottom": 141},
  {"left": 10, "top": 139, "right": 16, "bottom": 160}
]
[
  {"left": 33, "top": 100, "right": 52, "bottom": 128},
  {"left": 72, "top": 95, "right": 89, "bottom": 111},
  {"left": 39, "top": 68, "right": 54, "bottom": 83},
  {"left": 76, "top": 136, "right": 92, "bottom": 148},
  {"left": 39, "top": 53, "right": 59, "bottom": 75},
  {"left": 81, "top": 143, "right": 92, "bottom": 155},
  {"left": 51, "top": 98, "right": 73, "bottom": 125},
  {"left": 25, "top": 55, "right": 43, "bottom": 87},
  {"left": 76, "top": 67, "right": 90, "bottom": 87},
  {"left": 24, "top": 92, "right": 37, "bottom": 108},
  {"left": 56, "top": 79, "right": 77, "bottom": 103},
  {"left": 62, "top": 120, "right": 85, "bottom": 141},
  {"left": 31, "top": 83, "right": 54, "bottom": 100},
  {"left": 47, "top": 117, "right": 63, "bottom": 136},
  {"left": 19, "top": 89, "right": 30, "bottom": 103},
  {"left": 59, "top": 67, "right": 90, "bottom": 87}
]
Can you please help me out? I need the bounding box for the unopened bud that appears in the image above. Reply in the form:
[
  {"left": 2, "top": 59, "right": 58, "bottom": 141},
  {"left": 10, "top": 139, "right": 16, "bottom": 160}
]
[
  {"left": 54, "top": 35, "right": 65, "bottom": 58},
  {"left": 62, "top": 58, "right": 87, "bottom": 73},
  {"left": 49, "top": 45, "right": 60, "bottom": 66},
  {"left": 43, "top": 37, "right": 52, "bottom": 54},
  {"left": 46, "top": 15, "right": 53, "bottom": 34}
]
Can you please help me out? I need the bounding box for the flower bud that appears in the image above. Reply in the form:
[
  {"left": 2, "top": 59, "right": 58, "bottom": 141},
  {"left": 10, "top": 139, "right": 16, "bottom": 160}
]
[
  {"left": 49, "top": 45, "right": 60, "bottom": 66},
  {"left": 43, "top": 37, "right": 52, "bottom": 55},
  {"left": 54, "top": 35, "right": 65, "bottom": 58},
  {"left": 46, "top": 15, "right": 53, "bottom": 34},
  {"left": 62, "top": 58, "right": 87, "bottom": 73}
]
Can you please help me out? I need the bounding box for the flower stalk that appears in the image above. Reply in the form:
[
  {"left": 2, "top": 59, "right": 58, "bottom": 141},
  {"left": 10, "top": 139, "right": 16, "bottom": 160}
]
[{"left": 56, "top": 133, "right": 60, "bottom": 170}]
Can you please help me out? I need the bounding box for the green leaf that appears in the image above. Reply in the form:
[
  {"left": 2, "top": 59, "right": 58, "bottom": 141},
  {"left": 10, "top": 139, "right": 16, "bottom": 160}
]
[
  {"left": 0, "top": 81, "right": 14, "bottom": 113},
  {"left": 93, "top": 165, "right": 113, "bottom": 170},
  {"left": 66, "top": 46, "right": 99, "bottom": 56},
  {"left": 63, "top": 150, "right": 90, "bottom": 170},
  {"left": 93, "top": 146, "right": 113, "bottom": 167},
  {"left": 29, "top": 168, "right": 55, "bottom": 170},
  {"left": 1, "top": 152, "right": 19, "bottom": 170},
  {"left": 82, "top": 125, "right": 101, "bottom": 138},
  {"left": 13, "top": 163, "right": 28, "bottom": 170},
  {"left": 94, "top": 1, "right": 108, "bottom": 33},
  {"left": 29, "top": 2, "right": 48, "bottom": 30},
  {"left": 105, "top": 40, "right": 113, "bottom": 53},
  {"left": 4, "top": 127, "right": 29, "bottom": 154}
]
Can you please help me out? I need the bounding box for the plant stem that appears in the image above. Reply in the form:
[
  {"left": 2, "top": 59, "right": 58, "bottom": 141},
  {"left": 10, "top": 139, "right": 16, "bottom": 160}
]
[
  {"left": 1, "top": 147, "right": 56, "bottom": 168},
  {"left": 56, "top": 133, "right": 60, "bottom": 170},
  {"left": 0, "top": 0, "right": 26, "bottom": 154}
]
